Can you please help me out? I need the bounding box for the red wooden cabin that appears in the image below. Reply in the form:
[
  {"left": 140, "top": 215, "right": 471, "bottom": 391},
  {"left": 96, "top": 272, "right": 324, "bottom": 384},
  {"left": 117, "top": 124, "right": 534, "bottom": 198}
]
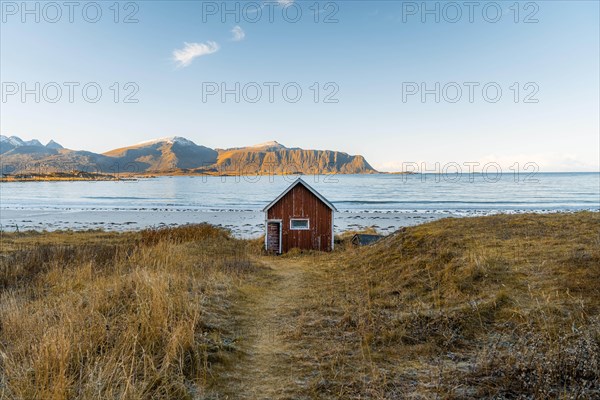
[{"left": 263, "top": 178, "right": 337, "bottom": 254}]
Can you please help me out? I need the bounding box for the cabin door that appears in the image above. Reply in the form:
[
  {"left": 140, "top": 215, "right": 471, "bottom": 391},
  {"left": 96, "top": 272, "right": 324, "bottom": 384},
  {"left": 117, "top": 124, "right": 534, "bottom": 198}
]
[{"left": 266, "top": 221, "right": 282, "bottom": 254}]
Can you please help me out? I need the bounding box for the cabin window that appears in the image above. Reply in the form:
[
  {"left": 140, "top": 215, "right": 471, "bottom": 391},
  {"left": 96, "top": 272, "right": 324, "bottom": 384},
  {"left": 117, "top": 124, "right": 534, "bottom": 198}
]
[{"left": 290, "top": 218, "right": 310, "bottom": 230}]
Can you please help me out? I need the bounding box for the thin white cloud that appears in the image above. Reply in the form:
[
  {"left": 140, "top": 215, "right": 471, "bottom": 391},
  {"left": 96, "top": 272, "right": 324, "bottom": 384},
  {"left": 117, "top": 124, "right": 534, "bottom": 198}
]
[
  {"left": 277, "top": 0, "right": 294, "bottom": 7},
  {"left": 172, "top": 41, "right": 219, "bottom": 68},
  {"left": 246, "top": 5, "right": 262, "bottom": 14},
  {"left": 231, "top": 26, "right": 245, "bottom": 41}
]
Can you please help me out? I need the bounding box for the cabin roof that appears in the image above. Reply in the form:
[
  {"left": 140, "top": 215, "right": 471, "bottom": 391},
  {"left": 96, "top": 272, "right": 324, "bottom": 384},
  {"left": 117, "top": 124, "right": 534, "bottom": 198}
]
[{"left": 263, "top": 177, "right": 338, "bottom": 212}]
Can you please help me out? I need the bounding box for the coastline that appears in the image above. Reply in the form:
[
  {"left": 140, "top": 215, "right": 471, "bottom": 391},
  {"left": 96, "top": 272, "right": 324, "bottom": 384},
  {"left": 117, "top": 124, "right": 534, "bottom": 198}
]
[
  {"left": 0, "top": 170, "right": 421, "bottom": 182},
  {"left": 1, "top": 170, "right": 596, "bottom": 183},
  {"left": 3, "top": 173, "right": 597, "bottom": 236},
  {"left": 0, "top": 172, "right": 135, "bottom": 182},
  {"left": 2, "top": 208, "right": 597, "bottom": 238}
]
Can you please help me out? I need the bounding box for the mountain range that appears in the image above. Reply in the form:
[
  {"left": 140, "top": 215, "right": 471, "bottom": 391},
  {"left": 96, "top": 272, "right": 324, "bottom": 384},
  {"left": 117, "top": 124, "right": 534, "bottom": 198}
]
[{"left": 0, "top": 135, "right": 377, "bottom": 176}]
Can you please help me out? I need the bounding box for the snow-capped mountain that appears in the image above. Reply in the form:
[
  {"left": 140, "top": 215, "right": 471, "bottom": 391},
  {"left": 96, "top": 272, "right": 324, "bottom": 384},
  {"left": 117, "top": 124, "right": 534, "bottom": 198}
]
[
  {"left": 0, "top": 135, "right": 62, "bottom": 153},
  {"left": 45, "top": 140, "right": 64, "bottom": 150},
  {"left": 249, "top": 141, "right": 286, "bottom": 149},
  {"left": 0, "top": 135, "right": 377, "bottom": 175},
  {"left": 103, "top": 136, "right": 218, "bottom": 170},
  {"left": 133, "top": 136, "right": 197, "bottom": 147}
]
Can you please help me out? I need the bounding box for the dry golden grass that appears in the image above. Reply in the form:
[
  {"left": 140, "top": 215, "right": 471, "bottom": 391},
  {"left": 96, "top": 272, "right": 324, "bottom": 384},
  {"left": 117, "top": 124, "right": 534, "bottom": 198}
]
[
  {"left": 276, "top": 212, "right": 600, "bottom": 399},
  {"left": 0, "top": 225, "right": 254, "bottom": 399},
  {"left": 1, "top": 213, "right": 599, "bottom": 399}
]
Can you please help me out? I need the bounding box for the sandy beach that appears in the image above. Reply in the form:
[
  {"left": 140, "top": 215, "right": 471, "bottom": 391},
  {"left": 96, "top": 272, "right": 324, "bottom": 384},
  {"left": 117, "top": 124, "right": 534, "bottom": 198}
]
[{"left": 0, "top": 208, "right": 449, "bottom": 237}]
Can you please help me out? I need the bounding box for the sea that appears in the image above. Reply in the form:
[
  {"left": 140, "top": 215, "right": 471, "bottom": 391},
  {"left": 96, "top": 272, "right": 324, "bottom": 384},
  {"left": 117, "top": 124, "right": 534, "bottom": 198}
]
[{"left": 1, "top": 173, "right": 599, "bottom": 237}]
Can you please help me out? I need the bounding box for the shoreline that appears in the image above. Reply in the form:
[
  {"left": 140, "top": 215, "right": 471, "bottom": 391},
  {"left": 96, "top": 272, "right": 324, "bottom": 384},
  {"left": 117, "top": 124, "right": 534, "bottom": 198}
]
[
  {"left": 1, "top": 208, "right": 597, "bottom": 238},
  {"left": 1, "top": 170, "right": 597, "bottom": 183},
  {"left": 0, "top": 173, "right": 136, "bottom": 182},
  {"left": 0, "top": 171, "right": 370, "bottom": 182},
  {"left": 0, "top": 171, "right": 443, "bottom": 183}
]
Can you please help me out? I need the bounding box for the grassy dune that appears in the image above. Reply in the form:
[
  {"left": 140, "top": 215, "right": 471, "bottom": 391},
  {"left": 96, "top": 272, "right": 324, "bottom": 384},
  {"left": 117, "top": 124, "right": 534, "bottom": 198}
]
[
  {"left": 1, "top": 213, "right": 599, "bottom": 399},
  {"left": 284, "top": 212, "right": 600, "bottom": 398},
  {"left": 0, "top": 226, "right": 254, "bottom": 399}
]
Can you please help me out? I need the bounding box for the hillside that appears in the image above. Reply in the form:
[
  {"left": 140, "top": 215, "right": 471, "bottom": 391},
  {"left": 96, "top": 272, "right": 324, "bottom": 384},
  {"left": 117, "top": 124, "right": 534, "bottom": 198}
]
[
  {"left": 1, "top": 213, "right": 598, "bottom": 399},
  {"left": 0, "top": 136, "right": 377, "bottom": 176},
  {"left": 215, "top": 141, "right": 376, "bottom": 175},
  {"left": 285, "top": 212, "right": 600, "bottom": 398},
  {"left": 103, "top": 137, "right": 218, "bottom": 172},
  {"left": 0, "top": 225, "right": 254, "bottom": 399},
  {"left": 0, "top": 135, "right": 116, "bottom": 174}
]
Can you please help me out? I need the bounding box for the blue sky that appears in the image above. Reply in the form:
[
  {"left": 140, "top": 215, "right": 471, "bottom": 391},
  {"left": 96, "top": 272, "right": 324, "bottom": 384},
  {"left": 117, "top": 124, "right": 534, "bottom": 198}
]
[{"left": 1, "top": 0, "right": 599, "bottom": 171}]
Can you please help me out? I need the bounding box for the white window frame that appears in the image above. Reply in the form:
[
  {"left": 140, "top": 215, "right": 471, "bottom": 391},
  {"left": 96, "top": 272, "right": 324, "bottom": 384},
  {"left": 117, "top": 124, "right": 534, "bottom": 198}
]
[{"left": 290, "top": 218, "right": 310, "bottom": 230}]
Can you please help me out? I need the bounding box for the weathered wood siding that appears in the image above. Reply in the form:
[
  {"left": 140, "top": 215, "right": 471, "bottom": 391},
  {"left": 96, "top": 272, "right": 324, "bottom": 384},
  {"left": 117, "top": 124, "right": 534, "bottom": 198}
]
[
  {"left": 267, "top": 184, "right": 333, "bottom": 252},
  {"left": 266, "top": 222, "right": 281, "bottom": 253}
]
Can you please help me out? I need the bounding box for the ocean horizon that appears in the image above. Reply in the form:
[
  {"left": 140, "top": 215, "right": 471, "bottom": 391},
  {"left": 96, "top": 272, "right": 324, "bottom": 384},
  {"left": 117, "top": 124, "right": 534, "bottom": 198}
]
[{"left": 2, "top": 172, "right": 598, "bottom": 236}]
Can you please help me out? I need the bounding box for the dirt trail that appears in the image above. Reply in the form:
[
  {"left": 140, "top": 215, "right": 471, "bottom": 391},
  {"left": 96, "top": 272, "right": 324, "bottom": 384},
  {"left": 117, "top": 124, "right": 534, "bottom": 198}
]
[{"left": 208, "top": 256, "right": 315, "bottom": 400}]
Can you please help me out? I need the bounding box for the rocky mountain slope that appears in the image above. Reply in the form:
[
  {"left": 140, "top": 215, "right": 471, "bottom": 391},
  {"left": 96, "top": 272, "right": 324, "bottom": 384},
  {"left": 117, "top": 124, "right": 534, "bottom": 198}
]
[
  {"left": 103, "top": 137, "right": 218, "bottom": 172},
  {"left": 215, "top": 141, "right": 375, "bottom": 174},
  {"left": 0, "top": 136, "right": 377, "bottom": 175}
]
